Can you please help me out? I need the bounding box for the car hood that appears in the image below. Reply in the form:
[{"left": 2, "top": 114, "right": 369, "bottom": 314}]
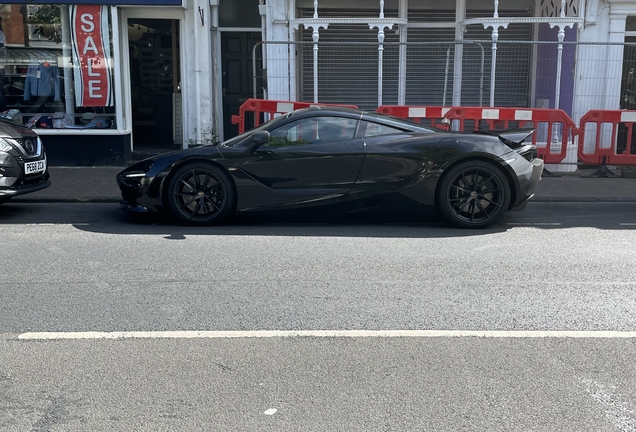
[
  {"left": 120, "top": 145, "right": 225, "bottom": 178},
  {"left": 0, "top": 118, "right": 38, "bottom": 139}
]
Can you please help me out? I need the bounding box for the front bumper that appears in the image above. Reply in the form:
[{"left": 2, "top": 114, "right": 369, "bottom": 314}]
[
  {"left": 0, "top": 164, "right": 51, "bottom": 197},
  {"left": 116, "top": 173, "right": 164, "bottom": 213}
]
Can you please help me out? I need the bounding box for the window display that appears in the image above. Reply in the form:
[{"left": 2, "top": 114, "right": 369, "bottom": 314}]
[{"left": 0, "top": 4, "right": 116, "bottom": 130}]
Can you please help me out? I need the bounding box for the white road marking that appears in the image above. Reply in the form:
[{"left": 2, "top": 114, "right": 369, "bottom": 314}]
[
  {"left": 264, "top": 409, "right": 277, "bottom": 416},
  {"left": 620, "top": 223, "right": 636, "bottom": 226},
  {"left": 16, "top": 330, "right": 636, "bottom": 340},
  {"left": 506, "top": 222, "right": 562, "bottom": 226}
]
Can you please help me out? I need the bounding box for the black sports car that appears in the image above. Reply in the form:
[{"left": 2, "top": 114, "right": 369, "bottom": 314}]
[
  {"left": 0, "top": 118, "right": 50, "bottom": 203},
  {"left": 117, "top": 107, "right": 543, "bottom": 228}
]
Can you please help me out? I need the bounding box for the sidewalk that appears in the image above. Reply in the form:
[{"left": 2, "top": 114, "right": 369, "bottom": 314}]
[
  {"left": 13, "top": 166, "right": 123, "bottom": 203},
  {"left": 9, "top": 165, "right": 636, "bottom": 203}
]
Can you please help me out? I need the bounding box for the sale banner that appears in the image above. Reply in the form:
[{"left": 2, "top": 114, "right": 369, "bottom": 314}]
[{"left": 70, "top": 5, "right": 114, "bottom": 107}]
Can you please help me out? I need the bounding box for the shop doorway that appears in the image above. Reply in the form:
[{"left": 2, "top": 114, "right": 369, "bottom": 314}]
[
  {"left": 128, "top": 18, "right": 181, "bottom": 153},
  {"left": 221, "top": 32, "right": 261, "bottom": 139}
]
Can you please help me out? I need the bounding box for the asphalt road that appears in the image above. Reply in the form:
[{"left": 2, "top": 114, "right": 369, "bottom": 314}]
[{"left": 1, "top": 202, "right": 636, "bottom": 431}]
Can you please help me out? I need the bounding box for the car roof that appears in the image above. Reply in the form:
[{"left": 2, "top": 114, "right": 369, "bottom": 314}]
[
  {"left": 291, "top": 106, "right": 364, "bottom": 116},
  {"left": 274, "top": 106, "right": 438, "bottom": 133}
]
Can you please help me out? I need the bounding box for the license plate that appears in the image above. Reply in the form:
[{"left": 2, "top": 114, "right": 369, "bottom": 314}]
[{"left": 24, "top": 159, "right": 46, "bottom": 175}]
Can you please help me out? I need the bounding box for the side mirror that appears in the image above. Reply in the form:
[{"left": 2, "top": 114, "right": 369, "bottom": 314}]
[{"left": 251, "top": 131, "right": 270, "bottom": 147}]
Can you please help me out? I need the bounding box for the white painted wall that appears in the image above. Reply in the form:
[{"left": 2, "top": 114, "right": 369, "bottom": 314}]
[
  {"left": 182, "top": 0, "right": 214, "bottom": 146},
  {"left": 265, "top": 0, "right": 293, "bottom": 101},
  {"left": 573, "top": 0, "right": 636, "bottom": 153}
]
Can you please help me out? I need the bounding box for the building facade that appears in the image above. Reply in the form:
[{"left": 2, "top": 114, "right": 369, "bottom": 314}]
[{"left": 0, "top": 0, "right": 633, "bottom": 165}]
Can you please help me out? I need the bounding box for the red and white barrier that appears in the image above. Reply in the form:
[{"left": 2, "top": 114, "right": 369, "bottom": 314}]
[
  {"left": 443, "top": 107, "right": 577, "bottom": 164},
  {"left": 575, "top": 110, "right": 636, "bottom": 167},
  {"left": 229, "top": 99, "right": 636, "bottom": 168},
  {"left": 375, "top": 105, "right": 451, "bottom": 130}
]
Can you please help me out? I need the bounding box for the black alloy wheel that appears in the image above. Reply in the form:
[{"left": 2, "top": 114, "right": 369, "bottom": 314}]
[
  {"left": 438, "top": 160, "right": 511, "bottom": 229},
  {"left": 167, "top": 163, "right": 236, "bottom": 225}
]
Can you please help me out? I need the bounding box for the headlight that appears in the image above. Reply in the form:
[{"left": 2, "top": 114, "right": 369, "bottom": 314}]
[
  {"left": 0, "top": 138, "right": 13, "bottom": 153},
  {"left": 124, "top": 171, "right": 148, "bottom": 178},
  {"left": 0, "top": 152, "right": 16, "bottom": 167}
]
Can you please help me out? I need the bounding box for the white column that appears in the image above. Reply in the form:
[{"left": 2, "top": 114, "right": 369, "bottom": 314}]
[
  {"left": 605, "top": 14, "right": 626, "bottom": 110},
  {"left": 183, "top": 0, "right": 213, "bottom": 147},
  {"left": 371, "top": 1, "right": 392, "bottom": 107},
  {"left": 60, "top": 6, "right": 75, "bottom": 118},
  {"left": 551, "top": 0, "right": 578, "bottom": 112},
  {"left": 571, "top": 0, "right": 609, "bottom": 127},
  {"left": 485, "top": 1, "right": 507, "bottom": 107},
  {"left": 267, "top": 0, "right": 293, "bottom": 101}
]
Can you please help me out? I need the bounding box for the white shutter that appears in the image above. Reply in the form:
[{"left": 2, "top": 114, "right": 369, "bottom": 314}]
[{"left": 298, "top": 8, "right": 533, "bottom": 108}]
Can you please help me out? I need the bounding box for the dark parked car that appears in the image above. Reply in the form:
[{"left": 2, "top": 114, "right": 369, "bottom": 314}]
[
  {"left": 117, "top": 107, "right": 543, "bottom": 228},
  {"left": 0, "top": 118, "right": 50, "bottom": 203}
]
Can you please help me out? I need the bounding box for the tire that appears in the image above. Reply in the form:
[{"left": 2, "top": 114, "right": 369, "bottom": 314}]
[
  {"left": 0, "top": 198, "right": 10, "bottom": 205},
  {"left": 437, "top": 160, "right": 511, "bottom": 229},
  {"left": 166, "top": 162, "right": 236, "bottom": 225}
]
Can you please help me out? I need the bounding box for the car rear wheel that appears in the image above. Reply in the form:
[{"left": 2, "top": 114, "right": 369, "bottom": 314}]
[
  {"left": 438, "top": 160, "right": 511, "bottom": 229},
  {"left": 167, "top": 163, "right": 236, "bottom": 225},
  {"left": 0, "top": 198, "right": 10, "bottom": 205}
]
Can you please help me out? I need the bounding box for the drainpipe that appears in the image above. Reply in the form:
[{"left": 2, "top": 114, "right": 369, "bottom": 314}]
[
  {"left": 211, "top": 1, "right": 219, "bottom": 143},
  {"left": 193, "top": 1, "right": 203, "bottom": 146},
  {"left": 398, "top": 0, "right": 407, "bottom": 105},
  {"left": 453, "top": 0, "right": 465, "bottom": 106},
  {"left": 259, "top": 0, "right": 267, "bottom": 99}
]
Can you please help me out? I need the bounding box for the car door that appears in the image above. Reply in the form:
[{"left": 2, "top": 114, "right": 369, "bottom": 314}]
[
  {"left": 352, "top": 119, "right": 438, "bottom": 199},
  {"left": 238, "top": 115, "right": 365, "bottom": 205}
]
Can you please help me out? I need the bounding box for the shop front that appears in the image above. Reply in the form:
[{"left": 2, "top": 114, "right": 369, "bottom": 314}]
[{"left": 0, "top": 0, "right": 189, "bottom": 165}]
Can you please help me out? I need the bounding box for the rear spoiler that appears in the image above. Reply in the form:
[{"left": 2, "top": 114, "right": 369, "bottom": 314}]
[{"left": 474, "top": 128, "right": 536, "bottom": 149}]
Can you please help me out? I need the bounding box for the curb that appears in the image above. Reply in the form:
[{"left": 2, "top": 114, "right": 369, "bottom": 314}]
[{"left": 532, "top": 197, "right": 636, "bottom": 203}]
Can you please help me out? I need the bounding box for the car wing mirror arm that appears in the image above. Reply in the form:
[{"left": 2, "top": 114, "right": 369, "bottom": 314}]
[{"left": 247, "top": 131, "right": 271, "bottom": 153}]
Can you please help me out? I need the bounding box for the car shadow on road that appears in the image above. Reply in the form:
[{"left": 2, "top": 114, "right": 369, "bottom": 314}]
[
  {"left": 0, "top": 201, "right": 509, "bottom": 238},
  {"left": 1, "top": 201, "right": 635, "bottom": 238}
]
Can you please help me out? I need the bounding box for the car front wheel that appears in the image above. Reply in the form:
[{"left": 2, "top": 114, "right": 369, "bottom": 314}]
[
  {"left": 167, "top": 163, "right": 236, "bottom": 225},
  {"left": 437, "top": 160, "right": 511, "bottom": 229}
]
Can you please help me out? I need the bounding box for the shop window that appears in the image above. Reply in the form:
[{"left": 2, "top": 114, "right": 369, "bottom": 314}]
[{"left": 0, "top": 4, "right": 116, "bottom": 130}]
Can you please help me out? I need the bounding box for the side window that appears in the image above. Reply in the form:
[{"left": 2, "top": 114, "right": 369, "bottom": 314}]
[
  {"left": 360, "top": 120, "right": 404, "bottom": 137},
  {"left": 267, "top": 118, "right": 317, "bottom": 146},
  {"left": 266, "top": 117, "right": 358, "bottom": 147},
  {"left": 316, "top": 117, "right": 357, "bottom": 142}
]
